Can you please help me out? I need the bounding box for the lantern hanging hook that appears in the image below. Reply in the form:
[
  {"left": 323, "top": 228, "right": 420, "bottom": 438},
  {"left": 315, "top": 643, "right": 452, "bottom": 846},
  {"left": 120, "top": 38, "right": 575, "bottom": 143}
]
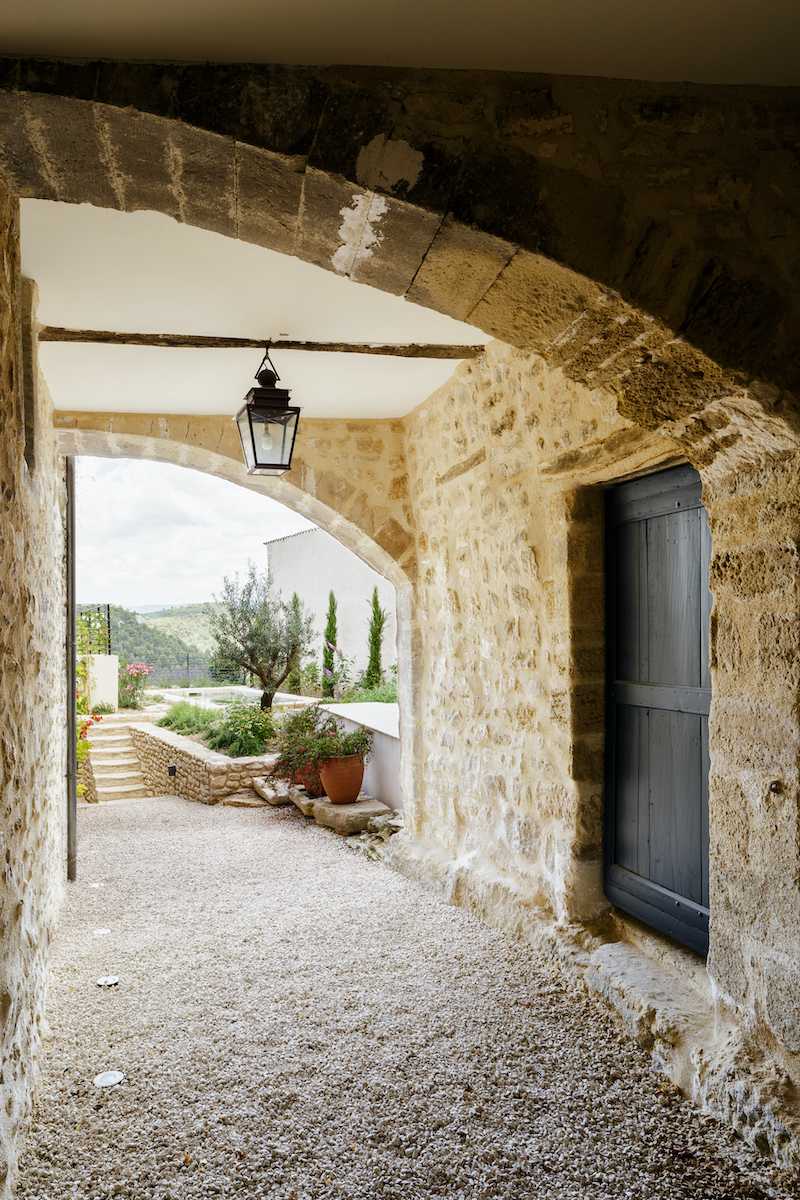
[{"left": 255, "top": 345, "right": 280, "bottom": 387}]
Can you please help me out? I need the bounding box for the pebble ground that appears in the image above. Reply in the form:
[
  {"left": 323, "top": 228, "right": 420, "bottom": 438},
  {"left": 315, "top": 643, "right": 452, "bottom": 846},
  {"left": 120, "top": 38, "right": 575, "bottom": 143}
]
[{"left": 16, "top": 797, "right": 799, "bottom": 1199}]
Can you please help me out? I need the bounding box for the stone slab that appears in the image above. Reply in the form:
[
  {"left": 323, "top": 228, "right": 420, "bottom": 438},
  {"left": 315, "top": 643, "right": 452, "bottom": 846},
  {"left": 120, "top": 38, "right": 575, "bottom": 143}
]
[
  {"left": 312, "top": 796, "right": 391, "bottom": 836},
  {"left": 252, "top": 777, "right": 294, "bottom": 807},
  {"left": 221, "top": 791, "right": 269, "bottom": 808},
  {"left": 290, "top": 790, "right": 319, "bottom": 817}
]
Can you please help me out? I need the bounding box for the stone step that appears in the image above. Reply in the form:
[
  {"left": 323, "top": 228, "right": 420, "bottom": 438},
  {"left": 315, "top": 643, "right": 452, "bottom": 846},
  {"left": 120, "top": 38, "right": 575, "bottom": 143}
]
[
  {"left": 90, "top": 753, "right": 140, "bottom": 768},
  {"left": 87, "top": 731, "right": 134, "bottom": 745},
  {"left": 252, "top": 777, "right": 295, "bottom": 807},
  {"left": 222, "top": 790, "right": 269, "bottom": 808},
  {"left": 93, "top": 767, "right": 145, "bottom": 785},
  {"left": 312, "top": 796, "right": 391, "bottom": 836},
  {"left": 96, "top": 782, "right": 151, "bottom": 800}
]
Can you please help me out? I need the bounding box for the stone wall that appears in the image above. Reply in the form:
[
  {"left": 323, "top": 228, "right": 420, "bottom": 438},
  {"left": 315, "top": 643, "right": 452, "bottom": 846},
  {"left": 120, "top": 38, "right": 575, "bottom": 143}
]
[
  {"left": 0, "top": 180, "right": 66, "bottom": 1196},
  {"left": 130, "top": 725, "right": 274, "bottom": 804},
  {"left": 77, "top": 756, "right": 97, "bottom": 806},
  {"left": 704, "top": 458, "right": 800, "bottom": 1060},
  {"left": 399, "top": 343, "right": 678, "bottom": 916},
  {"left": 391, "top": 342, "right": 800, "bottom": 1162}
]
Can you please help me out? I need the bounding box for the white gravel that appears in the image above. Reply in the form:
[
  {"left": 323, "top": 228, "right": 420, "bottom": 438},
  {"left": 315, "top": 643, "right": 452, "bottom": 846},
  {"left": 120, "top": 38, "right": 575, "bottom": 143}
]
[{"left": 17, "top": 797, "right": 798, "bottom": 1200}]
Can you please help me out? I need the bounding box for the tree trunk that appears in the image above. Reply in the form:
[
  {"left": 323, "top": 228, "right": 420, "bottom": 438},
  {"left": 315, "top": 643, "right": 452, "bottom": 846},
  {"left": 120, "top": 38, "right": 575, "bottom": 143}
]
[{"left": 260, "top": 689, "right": 274, "bottom": 710}]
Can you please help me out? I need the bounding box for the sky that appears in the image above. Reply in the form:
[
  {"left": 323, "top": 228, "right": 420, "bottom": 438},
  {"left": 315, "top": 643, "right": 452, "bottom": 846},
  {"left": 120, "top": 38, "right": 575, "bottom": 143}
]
[{"left": 75, "top": 457, "right": 314, "bottom": 609}]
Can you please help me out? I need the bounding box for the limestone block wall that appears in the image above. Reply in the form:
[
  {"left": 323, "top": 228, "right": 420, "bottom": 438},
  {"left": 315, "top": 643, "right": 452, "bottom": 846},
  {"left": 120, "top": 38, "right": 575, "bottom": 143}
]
[
  {"left": 130, "top": 725, "right": 274, "bottom": 804},
  {"left": 395, "top": 342, "right": 800, "bottom": 1160},
  {"left": 0, "top": 182, "right": 67, "bottom": 1196},
  {"left": 705, "top": 458, "right": 800, "bottom": 1059},
  {"left": 401, "top": 343, "right": 677, "bottom": 922}
]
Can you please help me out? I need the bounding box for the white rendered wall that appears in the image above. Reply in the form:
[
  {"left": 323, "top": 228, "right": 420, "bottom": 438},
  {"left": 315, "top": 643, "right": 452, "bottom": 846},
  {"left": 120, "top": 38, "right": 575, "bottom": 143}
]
[
  {"left": 86, "top": 654, "right": 119, "bottom": 709},
  {"left": 322, "top": 703, "right": 402, "bottom": 812},
  {"left": 266, "top": 529, "right": 397, "bottom": 676}
]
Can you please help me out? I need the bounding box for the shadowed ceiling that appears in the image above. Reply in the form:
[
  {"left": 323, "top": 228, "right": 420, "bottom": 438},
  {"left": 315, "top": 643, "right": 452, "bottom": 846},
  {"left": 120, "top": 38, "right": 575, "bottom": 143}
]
[{"left": 1, "top": 0, "right": 798, "bottom": 86}]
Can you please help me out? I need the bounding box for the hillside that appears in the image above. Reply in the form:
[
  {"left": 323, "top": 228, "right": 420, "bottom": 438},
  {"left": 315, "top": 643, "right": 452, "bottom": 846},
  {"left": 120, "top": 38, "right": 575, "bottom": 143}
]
[
  {"left": 142, "top": 602, "right": 220, "bottom": 654},
  {"left": 109, "top": 605, "right": 212, "bottom": 685}
]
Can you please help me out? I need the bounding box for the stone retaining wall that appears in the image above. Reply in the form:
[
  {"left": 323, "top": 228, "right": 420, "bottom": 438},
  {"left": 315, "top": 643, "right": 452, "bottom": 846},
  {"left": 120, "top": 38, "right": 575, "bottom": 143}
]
[
  {"left": 130, "top": 724, "right": 274, "bottom": 804},
  {"left": 77, "top": 757, "right": 97, "bottom": 805}
]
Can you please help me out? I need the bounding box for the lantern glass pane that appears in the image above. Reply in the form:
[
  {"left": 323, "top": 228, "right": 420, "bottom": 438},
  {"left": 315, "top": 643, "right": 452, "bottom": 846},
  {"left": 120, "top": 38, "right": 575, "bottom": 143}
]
[
  {"left": 236, "top": 408, "right": 255, "bottom": 471},
  {"left": 242, "top": 406, "right": 300, "bottom": 474}
]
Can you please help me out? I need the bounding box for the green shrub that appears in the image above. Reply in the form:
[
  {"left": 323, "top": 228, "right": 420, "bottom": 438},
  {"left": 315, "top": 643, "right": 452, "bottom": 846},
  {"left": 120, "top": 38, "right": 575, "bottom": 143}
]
[
  {"left": 205, "top": 701, "right": 275, "bottom": 757},
  {"left": 336, "top": 679, "right": 398, "bottom": 704},
  {"left": 91, "top": 701, "right": 116, "bottom": 715},
  {"left": 270, "top": 704, "right": 332, "bottom": 781},
  {"left": 313, "top": 724, "right": 373, "bottom": 763},
  {"left": 271, "top": 705, "right": 372, "bottom": 779},
  {"left": 157, "top": 702, "right": 218, "bottom": 735}
]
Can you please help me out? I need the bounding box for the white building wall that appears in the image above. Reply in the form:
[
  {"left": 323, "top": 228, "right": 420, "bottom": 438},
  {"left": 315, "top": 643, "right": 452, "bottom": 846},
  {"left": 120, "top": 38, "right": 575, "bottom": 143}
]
[{"left": 266, "top": 529, "right": 397, "bottom": 677}]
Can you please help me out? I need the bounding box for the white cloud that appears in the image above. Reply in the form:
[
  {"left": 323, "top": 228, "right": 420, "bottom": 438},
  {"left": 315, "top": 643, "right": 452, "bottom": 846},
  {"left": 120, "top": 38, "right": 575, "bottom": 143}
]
[{"left": 75, "top": 457, "right": 314, "bottom": 608}]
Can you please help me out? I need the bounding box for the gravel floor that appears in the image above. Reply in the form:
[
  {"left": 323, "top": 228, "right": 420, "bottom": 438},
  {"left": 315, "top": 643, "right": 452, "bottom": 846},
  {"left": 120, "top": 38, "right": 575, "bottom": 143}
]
[{"left": 17, "top": 797, "right": 799, "bottom": 1200}]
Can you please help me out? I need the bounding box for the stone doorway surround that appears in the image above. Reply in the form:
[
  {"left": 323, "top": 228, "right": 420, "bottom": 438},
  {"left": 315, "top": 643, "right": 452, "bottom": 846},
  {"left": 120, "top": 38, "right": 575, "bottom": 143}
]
[{"left": 0, "top": 56, "right": 799, "bottom": 1190}]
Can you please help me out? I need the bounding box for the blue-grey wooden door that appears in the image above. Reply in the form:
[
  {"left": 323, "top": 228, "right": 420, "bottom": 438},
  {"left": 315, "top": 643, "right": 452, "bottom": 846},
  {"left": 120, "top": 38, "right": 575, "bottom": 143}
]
[{"left": 605, "top": 465, "right": 711, "bottom": 955}]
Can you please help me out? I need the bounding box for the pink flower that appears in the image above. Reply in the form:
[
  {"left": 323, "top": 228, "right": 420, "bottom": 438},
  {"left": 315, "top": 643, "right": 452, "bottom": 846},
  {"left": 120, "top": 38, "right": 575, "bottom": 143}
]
[{"left": 126, "top": 662, "right": 153, "bottom": 678}]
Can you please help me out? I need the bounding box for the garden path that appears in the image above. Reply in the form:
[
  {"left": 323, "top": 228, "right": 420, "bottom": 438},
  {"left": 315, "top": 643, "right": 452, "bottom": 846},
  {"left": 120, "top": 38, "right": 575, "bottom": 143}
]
[{"left": 16, "top": 797, "right": 797, "bottom": 1200}]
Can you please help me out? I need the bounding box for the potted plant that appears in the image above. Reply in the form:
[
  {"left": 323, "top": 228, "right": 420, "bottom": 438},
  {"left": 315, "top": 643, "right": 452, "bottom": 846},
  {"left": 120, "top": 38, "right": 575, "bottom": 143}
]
[
  {"left": 314, "top": 724, "right": 373, "bottom": 805},
  {"left": 270, "top": 705, "right": 331, "bottom": 799}
]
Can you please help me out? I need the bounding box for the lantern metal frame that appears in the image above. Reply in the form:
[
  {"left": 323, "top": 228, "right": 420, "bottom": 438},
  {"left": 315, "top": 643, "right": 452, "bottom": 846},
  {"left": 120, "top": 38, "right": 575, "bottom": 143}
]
[{"left": 235, "top": 349, "right": 301, "bottom": 476}]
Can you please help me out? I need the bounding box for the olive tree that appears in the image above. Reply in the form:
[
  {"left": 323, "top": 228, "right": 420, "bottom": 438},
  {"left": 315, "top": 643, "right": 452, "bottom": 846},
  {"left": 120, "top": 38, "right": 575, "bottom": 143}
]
[{"left": 209, "top": 566, "right": 314, "bottom": 709}]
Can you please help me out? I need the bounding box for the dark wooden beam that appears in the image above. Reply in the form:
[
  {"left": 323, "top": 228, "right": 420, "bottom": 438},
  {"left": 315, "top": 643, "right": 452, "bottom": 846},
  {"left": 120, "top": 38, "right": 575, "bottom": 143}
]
[{"left": 38, "top": 326, "right": 484, "bottom": 359}]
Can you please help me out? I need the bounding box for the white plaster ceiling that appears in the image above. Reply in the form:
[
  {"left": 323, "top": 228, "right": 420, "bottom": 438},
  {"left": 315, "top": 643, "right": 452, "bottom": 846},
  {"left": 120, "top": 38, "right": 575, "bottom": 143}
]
[
  {"left": 2, "top": 1, "right": 798, "bottom": 86},
  {"left": 21, "top": 200, "right": 483, "bottom": 419}
]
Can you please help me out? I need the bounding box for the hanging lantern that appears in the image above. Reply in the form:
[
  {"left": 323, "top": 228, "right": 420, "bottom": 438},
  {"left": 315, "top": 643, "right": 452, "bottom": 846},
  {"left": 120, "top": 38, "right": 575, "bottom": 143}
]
[{"left": 235, "top": 350, "right": 301, "bottom": 475}]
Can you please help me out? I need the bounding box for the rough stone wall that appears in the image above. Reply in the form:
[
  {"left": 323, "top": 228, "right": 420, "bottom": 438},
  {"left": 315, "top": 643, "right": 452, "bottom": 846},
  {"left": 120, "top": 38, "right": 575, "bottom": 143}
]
[
  {"left": 77, "top": 756, "right": 97, "bottom": 805},
  {"left": 401, "top": 343, "right": 677, "bottom": 922},
  {"left": 393, "top": 343, "right": 800, "bottom": 1161},
  {"left": 130, "top": 725, "right": 274, "bottom": 804},
  {"left": 705, "top": 456, "right": 800, "bottom": 1064},
  {"left": 0, "top": 181, "right": 66, "bottom": 1196}
]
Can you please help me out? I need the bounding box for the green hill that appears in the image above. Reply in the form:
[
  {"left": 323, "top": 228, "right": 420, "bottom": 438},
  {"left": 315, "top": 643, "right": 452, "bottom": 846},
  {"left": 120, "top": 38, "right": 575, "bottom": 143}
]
[
  {"left": 109, "top": 605, "right": 212, "bottom": 685},
  {"left": 142, "top": 603, "right": 220, "bottom": 654}
]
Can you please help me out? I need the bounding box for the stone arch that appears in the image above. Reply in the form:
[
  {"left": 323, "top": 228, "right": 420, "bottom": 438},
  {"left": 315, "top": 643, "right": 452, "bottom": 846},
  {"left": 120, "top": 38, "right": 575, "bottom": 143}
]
[
  {"left": 0, "top": 63, "right": 797, "bottom": 473},
  {"left": 55, "top": 411, "right": 419, "bottom": 818},
  {"left": 55, "top": 416, "right": 412, "bottom": 588}
]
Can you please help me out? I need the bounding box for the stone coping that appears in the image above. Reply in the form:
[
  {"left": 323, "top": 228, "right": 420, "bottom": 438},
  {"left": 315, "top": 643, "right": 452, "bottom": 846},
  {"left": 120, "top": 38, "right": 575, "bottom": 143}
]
[{"left": 320, "top": 702, "right": 399, "bottom": 739}]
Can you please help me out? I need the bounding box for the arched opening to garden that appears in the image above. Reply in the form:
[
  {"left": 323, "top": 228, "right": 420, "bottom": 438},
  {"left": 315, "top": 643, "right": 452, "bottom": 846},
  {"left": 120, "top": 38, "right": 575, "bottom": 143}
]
[{"left": 3, "top": 62, "right": 800, "bottom": 1189}]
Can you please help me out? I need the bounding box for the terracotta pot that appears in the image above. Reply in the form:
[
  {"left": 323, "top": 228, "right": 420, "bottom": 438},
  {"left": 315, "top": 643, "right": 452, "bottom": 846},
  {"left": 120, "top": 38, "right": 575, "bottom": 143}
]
[
  {"left": 292, "top": 763, "right": 325, "bottom": 799},
  {"left": 318, "top": 755, "right": 365, "bottom": 805}
]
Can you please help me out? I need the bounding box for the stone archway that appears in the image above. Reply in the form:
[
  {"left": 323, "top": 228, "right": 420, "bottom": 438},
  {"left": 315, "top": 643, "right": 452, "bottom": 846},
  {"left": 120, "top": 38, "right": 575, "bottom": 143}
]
[
  {"left": 0, "top": 60, "right": 797, "bottom": 472},
  {"left": 2, "top": 64, "right": 800, "bottom": 1177},
  {"left": 54, "top": 408, "right": 420, "bottom": 825}
]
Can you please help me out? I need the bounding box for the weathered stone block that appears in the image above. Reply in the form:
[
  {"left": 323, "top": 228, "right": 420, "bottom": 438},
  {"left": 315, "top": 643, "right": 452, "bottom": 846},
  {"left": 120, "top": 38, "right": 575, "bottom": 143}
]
[
  {"left": 235, "top": 142, "right": 304, "bottom": 255},
  {"left": 406, "top": 215, "right": 515, "bottom": 320},
  {"left": 312, "top": 797, "right": 391, "bottom": 836}
]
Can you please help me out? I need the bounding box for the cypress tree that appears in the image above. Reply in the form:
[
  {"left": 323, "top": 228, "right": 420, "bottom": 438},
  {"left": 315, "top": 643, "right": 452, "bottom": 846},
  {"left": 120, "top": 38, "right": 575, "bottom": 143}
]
[
  {"left": 284, "top": 592, "right": 304, "bottom": 693},
  {"left": 363, "top": 587, "right": 387, "bottom": 689},
  {"left": 322, "top": 591, "right": 337, "bottom": 698}
]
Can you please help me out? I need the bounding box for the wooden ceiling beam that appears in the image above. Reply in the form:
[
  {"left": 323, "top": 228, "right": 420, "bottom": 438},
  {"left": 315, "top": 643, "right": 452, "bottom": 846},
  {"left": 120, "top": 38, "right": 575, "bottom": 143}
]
[{"left": 38, "top": 326, "right": 484, "bottom": 359}]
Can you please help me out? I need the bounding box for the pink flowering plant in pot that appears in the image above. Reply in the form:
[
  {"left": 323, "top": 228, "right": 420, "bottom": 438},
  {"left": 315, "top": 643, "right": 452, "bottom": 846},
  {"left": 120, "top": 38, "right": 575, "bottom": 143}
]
[{"left": 119, "top": 660, "right": 152, "bottom": 710}]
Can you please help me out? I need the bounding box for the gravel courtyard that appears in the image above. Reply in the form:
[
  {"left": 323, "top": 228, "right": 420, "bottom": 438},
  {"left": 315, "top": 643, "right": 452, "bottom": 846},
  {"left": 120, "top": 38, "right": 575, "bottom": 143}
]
[{"left": 17, "top": 797, "right": 798, "bottom": 1200}]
